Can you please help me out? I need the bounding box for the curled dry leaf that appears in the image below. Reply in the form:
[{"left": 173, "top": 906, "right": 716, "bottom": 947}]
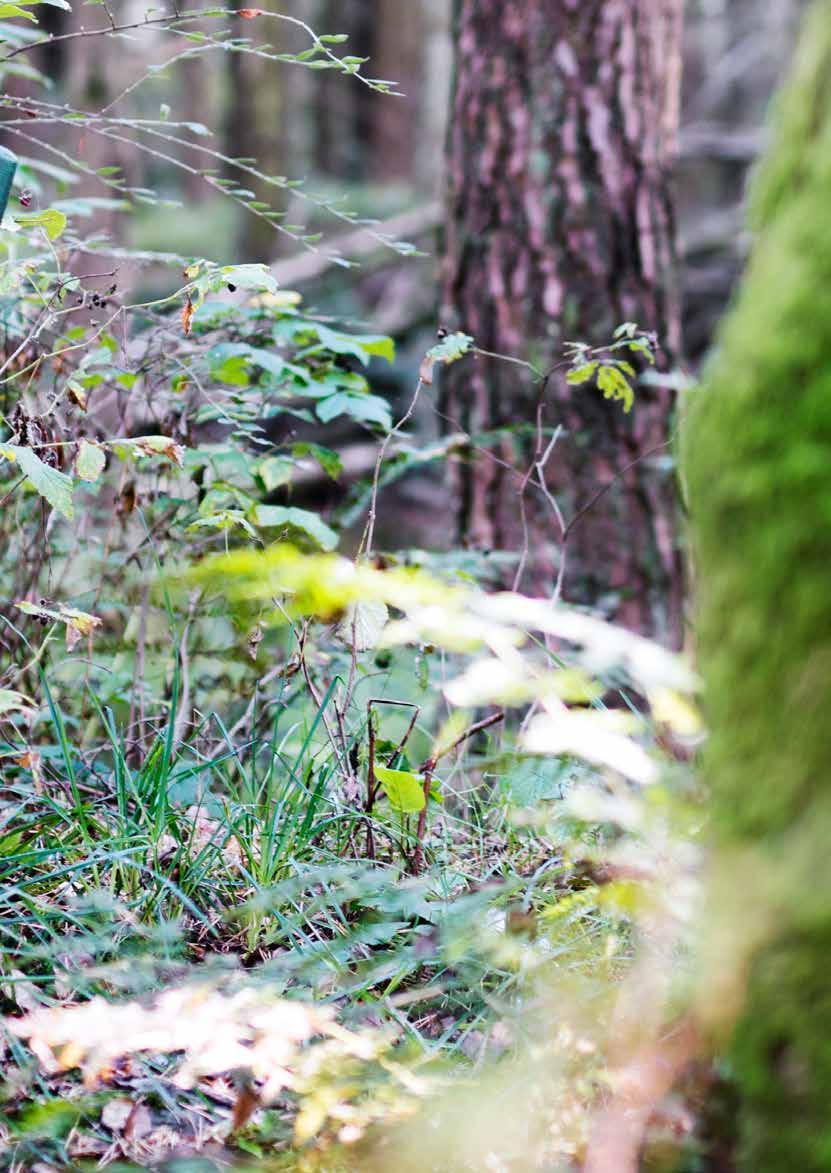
[
  {"left": 181, "top": 295, "right": 194, "bottom": 336},
  {"left": 418, "top": 353, "right": 436, "bottom": 385},
  {"left": 14, "top": 600, "right": 102, "bottom": 652},
  {"left": 247, "top": 622, "right": 264, "bottom": 661},
  {"left": 66, "top": 381, "right": 87, "bottom": 411},
  {"left": 114, "top": 436, "right": 185, "bottom": 468},
  {"left": 14, "top": 750, "right": 43, "bottom": 793}
]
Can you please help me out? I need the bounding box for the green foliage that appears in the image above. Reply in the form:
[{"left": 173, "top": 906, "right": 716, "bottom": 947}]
[
  {"left": 685, "top": 3, "right": 831, "bottom": 1166},
  {"left": 0, "top": 3, "right": 703, "bottom": 1167},
  {"left": 374, "top": 765, "right": 426, "bottom": 813},
  {"left": 564, "top": 327, "right": 656, "bottom": 415}
]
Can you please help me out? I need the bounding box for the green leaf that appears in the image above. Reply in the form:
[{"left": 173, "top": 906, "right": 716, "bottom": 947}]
[
  {"left": 0, "top": 444, "right": 73, "bottom": 518},
  {"left": 0, "top": 5, "right": 37, "bottom": 21},
  {"left": 374, "top": 765, "right": 426, "bottom": 813},
  {"left": 187, "top": 510, "right": 258, "bottom": 539},
  {"left": 249, "top": 505, "right": 338, "bottom": 551},
  {"left": 597, "top": 365, "right": 635, "bottom": 413},
  {"left": 14, "top": 207, "right": 67, "bottom": 239},
  {"left": 316, "top": 392, "right": 391, "bottom": 430},
  {"left": 218, "top": 263, "right": 279, "bottom": 293},
  {"left": 566, "top": 362, "right": 599, "bottom": 386},
  {"left": 292, "top": 442, "right": 342, "bottom": 481},
  {"left": 75, "top": 438, "right": 106, "bottom": 483},
  {"left": 255, "top": 455, "right": 295, "bottom": 492},
  {"left": 426, "top": 332, "right": 474, "bottom": 364}
]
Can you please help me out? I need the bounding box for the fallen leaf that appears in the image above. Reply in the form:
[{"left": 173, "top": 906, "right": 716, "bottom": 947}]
[
  {"left": 124, "top": 1102, "right": 153, "bottom": 1141},
  {"left": 231, "top": 1083, "right": 260, "bottom": 1133},
  {"left": 101, "top": 1097, "right": 134, "bottom": 1132}
]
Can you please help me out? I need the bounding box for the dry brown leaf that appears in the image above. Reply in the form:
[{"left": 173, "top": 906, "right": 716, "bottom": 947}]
[
  {"left": 181, "top": 296, "right": 195, "bottom": 336},
  {"left": 124, "top": 1102, "right": 153, "bottom": 1142},
  {"left": 101, "top": 1097, "right": 134, "bottom": 1133},
  {"left": 67, "top": 382, "right": 87, "bottom": 411},
  {"left": 15, "top": 750, "right": 43, "bottom": 793},
  {"left": 419, "top": 354, "right": 436, "bottom": 385},
  {"left": 130, "top": 435, "right": 185, "bottom": 468},
  {"left": 230, "top": 1083, "right": 260, "bottom": 1133},
  {"left": 67, "top": 1132, "right": 109, "bottom": 1158}
]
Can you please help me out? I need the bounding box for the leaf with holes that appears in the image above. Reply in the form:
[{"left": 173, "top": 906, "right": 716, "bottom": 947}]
[
  {"left": 15, "top": 600, "right": 102, "bottom": 651},
  {"left": 113, "top": 436, "right": 185, "bottom": 468}
]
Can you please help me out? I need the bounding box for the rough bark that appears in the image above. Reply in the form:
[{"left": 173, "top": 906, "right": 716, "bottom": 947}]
[
  {"left": 441, "top": 0, "right": 683, "bottom": 643},
  {"left": 685, "top": 3, "right": 831, "bottom": 1166}
]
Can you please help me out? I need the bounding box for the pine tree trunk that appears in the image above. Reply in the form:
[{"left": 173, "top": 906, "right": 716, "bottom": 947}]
[
  {"left": 686, "top": 3, "right": 831, "bottom": 1166},
  {"left": 441, "top": 0, "right": 683, "bottom": 643}
]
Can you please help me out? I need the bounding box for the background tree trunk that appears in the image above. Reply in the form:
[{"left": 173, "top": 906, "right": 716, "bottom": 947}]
[
  {"left": 441, "top": 0, "right": 684, "bottom": 643},
  {"left": 686, "top": 2, "right": 831, "bottom": 1166}
]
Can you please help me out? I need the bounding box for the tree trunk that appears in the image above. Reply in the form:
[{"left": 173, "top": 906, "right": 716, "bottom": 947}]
[
  {"left": 224, "top": 1, "right": 286, "bottom": 261},
  {"left": 685, "top": 2, "right": 831, "bottom": 1166},
  {"left": 441, "top": 0, "right": 683, "bottom": 644}
]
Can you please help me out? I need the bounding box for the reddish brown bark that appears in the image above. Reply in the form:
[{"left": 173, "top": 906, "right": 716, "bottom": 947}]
[{"left": 441, "top": 0, "right": 684, "bottom": 644}]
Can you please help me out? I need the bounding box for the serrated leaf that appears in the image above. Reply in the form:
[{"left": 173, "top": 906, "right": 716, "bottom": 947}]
[
  {"left": 75, "top": 439, "right": 106, "bottom": 482},
  {"left": 0, "top": 444, "right": 73, "bottom": 518},
  {"left": 374, "top": 765, "right": 426, "bottom": 813}
]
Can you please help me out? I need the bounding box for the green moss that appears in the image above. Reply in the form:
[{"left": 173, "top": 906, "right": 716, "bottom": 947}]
[
  {"left": 685, "top": 3, "right": 831, "bottom": 1166},
  {"left": 686, "top": 0, "right": 831, "bottom": 841}
]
